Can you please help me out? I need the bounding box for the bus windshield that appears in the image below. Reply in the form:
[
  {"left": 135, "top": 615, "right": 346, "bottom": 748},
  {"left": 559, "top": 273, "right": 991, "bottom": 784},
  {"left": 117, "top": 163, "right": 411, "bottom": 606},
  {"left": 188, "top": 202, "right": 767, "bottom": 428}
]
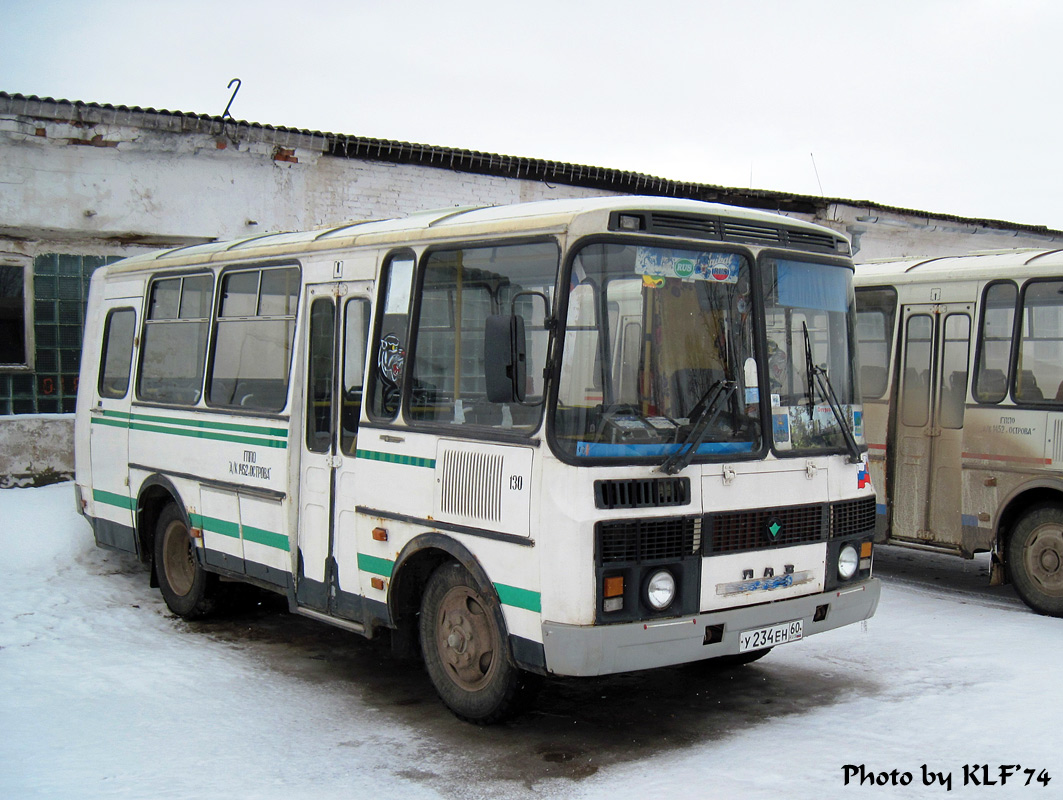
[
  {"left": 761, "top": 255, "right": 862, "bottom": 455},
  {"left": 550, "top": 243, "right": 862, "bottom": 462},
  {"left": 551, "top": 242, "right": 761, "bottom": 461}
]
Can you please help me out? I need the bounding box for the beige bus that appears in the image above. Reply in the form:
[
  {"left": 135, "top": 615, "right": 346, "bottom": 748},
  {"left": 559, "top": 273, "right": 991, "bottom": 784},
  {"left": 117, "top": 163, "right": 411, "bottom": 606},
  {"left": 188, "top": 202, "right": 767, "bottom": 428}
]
[{"left": 855, "top": 249, "right": 1063, "bottom": 616}]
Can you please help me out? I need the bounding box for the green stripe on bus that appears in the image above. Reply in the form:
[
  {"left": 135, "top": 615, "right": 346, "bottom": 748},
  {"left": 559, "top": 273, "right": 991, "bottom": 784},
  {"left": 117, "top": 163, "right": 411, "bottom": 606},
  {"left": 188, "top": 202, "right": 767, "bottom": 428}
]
[
  {"left": 188, "top": 513, "right": 289, "bottom": 551},
  {"left": 131, "top": 412, "right": 286, "bottom": 438},
  {"left": 357, "top": 553, "right": 394, "bottom": 577},
  {"left": 127, "top": 421, "right": 287, "bottom": 448},
  {"left": 494, "top": 583, "right": 542, "bottom": 613},
  {"left": 243, "top": 524, "right": 290, "bottom": 552},
  {"left": 189, "top": 513, "right": 240, "bottom": 539},
  {"left": 354, "top": 449, "right": 435, "bottom": 469},
  {"left": 94, "top": 415, "right": 286, "bottom": 447},
  {"left": 92, "top": 489, "right": 135, "bottom": 510},
  {"left": 92, "top": 407, "right": 287, "bottom": 439}
]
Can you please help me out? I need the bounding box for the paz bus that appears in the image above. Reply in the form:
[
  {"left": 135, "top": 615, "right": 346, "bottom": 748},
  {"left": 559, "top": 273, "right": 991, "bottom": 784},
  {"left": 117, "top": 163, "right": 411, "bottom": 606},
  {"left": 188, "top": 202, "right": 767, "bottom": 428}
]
[
  {"left": 74, "top": 196, "right": 879, "bottom": 722},
  {"left": 854, "top": 249, "right": 1063, "bottom": 616}
]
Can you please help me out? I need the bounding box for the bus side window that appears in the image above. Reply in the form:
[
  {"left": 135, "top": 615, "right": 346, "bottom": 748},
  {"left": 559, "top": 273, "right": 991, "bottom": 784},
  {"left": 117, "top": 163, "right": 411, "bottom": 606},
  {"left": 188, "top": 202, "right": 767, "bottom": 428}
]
[
  {"left": 368, "top": 253, "right": 415, "bottom": 421},
  {"left": 138, "top": 275, "right": 212, "bottom": 405},
  {"left": 854, "top": 287, "right": 897, "bottom": 400},
  {"left": 973, "top": 281, "right": 1017, "bottom": 404},
  {"left": 209, "top": 266, "right": 299, "bottom": 412},
  {"left": 1016, "top": 279, "right": 1063, "bottom": 406},
  {"left": 98, "top": 308, "right": 136, "bottom": 399},
  {"left": 341, "top": 298, "right": 371, "bottom": 455}
]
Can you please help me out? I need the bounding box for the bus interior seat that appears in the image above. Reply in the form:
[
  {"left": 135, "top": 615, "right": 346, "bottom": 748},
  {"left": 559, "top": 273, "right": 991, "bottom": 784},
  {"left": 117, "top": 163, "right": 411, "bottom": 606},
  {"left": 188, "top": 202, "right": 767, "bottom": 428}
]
[
  {"left": 1017, "top": 370, "right": 1043, "bottom": 402},
  {"left": 977, "top": 368, "right": 1007, "bottom": 400}
]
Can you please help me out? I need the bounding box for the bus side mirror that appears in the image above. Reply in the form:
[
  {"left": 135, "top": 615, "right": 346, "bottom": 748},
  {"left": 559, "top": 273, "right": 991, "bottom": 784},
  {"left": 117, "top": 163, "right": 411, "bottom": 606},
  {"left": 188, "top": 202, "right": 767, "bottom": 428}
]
[{"left": 485, "top": 314, "right": 527, "bottom": 404}]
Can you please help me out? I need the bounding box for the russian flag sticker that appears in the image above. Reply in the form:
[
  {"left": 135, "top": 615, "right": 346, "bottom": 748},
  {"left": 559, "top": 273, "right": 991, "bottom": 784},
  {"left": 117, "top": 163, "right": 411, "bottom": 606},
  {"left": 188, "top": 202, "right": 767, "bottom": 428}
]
[{"left": 858, "top": 462, "right": 871, "bottom": 489}]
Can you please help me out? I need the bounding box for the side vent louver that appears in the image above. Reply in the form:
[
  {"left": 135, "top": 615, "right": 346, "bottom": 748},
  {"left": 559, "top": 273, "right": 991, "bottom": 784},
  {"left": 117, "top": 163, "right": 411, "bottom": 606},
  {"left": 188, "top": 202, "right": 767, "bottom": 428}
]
[
  {"left": 594, "top": 477, "right": 691, "bottom": 509},
  {"left": 439, "top": 448, "right": 503, "bottom": 523}
]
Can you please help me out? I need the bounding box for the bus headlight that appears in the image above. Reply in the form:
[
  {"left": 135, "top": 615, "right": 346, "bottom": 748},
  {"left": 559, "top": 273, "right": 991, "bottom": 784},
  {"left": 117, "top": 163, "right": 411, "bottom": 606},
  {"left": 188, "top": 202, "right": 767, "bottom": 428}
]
[
  {"left": 838, "top": 544, "right": 859, "bottom": 580},
  {"left": 645, "top": 569, "right": 677, "bottom": 611}
]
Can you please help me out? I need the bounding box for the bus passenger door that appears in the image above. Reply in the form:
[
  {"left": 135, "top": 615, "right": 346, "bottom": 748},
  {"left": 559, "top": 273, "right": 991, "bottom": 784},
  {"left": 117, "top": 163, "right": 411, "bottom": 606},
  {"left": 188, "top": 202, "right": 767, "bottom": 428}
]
[
  {"left": 87, "top": 296, "right": 141, "bottom": 553},
  {"left": 295, "top": 285, "right": 372, "bottom": 615},
  {"left": 296, "top": 289, "right": 338, "bottom": 611},
  {"left": 891, "top": 303, "right": 972, "bottom": 549}
]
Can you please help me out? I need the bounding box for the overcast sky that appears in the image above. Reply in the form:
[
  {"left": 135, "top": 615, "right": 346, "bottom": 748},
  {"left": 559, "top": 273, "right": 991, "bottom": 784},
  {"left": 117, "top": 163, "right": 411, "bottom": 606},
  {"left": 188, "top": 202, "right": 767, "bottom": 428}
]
[{"left": 4, "top": 0, "right": 1062, "bottom": 229}]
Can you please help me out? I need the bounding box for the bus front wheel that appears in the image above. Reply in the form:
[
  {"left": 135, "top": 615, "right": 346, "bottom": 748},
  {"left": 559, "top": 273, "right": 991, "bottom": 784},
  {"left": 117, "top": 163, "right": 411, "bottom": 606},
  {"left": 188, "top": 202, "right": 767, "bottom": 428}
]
[
  {"left": 154, "top": 504, "right": 216, "bottom": 619},
  {"left": 1007, "top": 505, "right": 1063, "bottom": 617},
  {"left": 419, "top": 561, "right": 532, "bottom": 723}
]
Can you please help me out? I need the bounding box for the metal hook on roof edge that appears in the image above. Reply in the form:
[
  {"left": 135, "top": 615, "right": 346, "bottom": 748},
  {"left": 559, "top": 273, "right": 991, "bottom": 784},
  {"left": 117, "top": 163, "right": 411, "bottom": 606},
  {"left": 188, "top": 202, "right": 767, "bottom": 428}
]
[{"left": 222, "top": 78, "right": 241, "bottom": 120}]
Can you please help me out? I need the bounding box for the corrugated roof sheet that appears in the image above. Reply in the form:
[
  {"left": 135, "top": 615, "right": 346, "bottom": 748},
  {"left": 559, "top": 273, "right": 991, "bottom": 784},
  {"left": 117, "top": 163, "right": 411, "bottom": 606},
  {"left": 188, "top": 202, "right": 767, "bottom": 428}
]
[{"left": 2, "top": 91, "right": 1060, "bottom": 236}]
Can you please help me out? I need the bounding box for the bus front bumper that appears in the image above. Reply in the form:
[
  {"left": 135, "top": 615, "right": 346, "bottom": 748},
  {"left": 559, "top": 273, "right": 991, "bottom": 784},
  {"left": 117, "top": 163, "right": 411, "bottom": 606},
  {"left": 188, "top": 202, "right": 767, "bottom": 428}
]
[{"left": 540, "top": 577, "right": 880, "bottom": 677}]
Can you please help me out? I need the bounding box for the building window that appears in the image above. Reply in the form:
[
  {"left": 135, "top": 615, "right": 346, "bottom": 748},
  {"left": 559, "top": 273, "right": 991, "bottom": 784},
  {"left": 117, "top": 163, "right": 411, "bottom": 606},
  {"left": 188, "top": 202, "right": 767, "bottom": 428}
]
[
  {"left": 0, "top": 264, "right": 28, "bottom": 366},
  {"left": 1, "top": 254, "right": 117, "bottom": 415}
]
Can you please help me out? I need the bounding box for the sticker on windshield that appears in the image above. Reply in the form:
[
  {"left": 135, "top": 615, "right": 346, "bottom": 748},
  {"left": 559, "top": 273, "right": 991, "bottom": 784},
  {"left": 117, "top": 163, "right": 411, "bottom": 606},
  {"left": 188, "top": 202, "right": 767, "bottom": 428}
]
[{"left": 635, "top": 248, "right": 742, "bottom": 284}]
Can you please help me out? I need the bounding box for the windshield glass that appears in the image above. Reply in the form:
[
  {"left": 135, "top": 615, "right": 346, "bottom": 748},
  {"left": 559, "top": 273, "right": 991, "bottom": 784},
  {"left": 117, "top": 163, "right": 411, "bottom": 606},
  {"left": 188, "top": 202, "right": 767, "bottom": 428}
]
[
  {"left": 551, "top": 242, "right": 761, "bottom": 461},
  {"left": 760, "top": 256, "right": 863, "bottom": 454}
]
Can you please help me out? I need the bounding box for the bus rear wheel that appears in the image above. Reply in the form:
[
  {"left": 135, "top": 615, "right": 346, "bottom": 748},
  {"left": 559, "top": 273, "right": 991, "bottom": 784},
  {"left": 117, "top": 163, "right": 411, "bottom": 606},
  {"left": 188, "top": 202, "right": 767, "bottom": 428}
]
[
  {"left": 155, "top": 504, "right": 216, "bottom": 619},
  {"left": 419, "top": 562, "right": 532, "bottom": 723},
  {"left": 1007, "top": 505, "right": 1063, "bottom": 617}
]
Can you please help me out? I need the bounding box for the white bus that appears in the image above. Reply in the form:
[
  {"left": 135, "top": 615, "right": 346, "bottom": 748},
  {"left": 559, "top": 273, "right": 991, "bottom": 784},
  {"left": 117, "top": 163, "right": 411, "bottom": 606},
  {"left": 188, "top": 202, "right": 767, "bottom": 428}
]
[
  {"left": 855, "top": 249, "right": 1063, "bottom": 616},
  {"left": 75, "top": 196, "right": 879, "bottom": 722}
]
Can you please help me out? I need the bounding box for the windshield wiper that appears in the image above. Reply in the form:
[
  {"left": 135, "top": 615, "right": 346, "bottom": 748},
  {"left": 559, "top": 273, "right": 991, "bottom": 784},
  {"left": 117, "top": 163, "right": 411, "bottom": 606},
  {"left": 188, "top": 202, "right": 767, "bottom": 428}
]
[
  {"left": 801, "top": 322, "right": 863, "bottom": 464},
  {"left": 658, "top": 380, "right": 738, "bottom": 475}
]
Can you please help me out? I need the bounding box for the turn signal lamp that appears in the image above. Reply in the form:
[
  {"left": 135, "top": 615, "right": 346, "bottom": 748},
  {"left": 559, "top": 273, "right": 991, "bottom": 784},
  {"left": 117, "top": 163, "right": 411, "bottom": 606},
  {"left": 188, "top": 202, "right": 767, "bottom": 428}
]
[
  {"left": 604, "top": 576, "right": 624, "bottom": 612},
  {"left": 860, "top": 541, "right": 873, "bottom": 571}
]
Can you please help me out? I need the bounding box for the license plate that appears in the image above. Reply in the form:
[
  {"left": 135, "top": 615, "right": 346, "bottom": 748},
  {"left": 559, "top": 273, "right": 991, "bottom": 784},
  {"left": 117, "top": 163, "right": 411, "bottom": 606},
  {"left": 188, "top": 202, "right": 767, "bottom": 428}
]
[{"left": 738, "top": 619, "right": 804, "bottom": 652}]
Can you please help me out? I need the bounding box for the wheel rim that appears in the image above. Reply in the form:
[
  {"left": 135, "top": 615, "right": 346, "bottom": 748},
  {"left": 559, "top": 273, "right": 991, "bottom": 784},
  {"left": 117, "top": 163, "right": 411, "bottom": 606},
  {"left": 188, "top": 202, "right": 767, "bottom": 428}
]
[
  {"left": 1023, "top": 522, "right": 1063, "bottom": 598},
  {"left": 434, "top": 585, "right": 499, "bottom": 693},
  {"left": 162, "top": 519, "right": 196, "bottom": 597}
]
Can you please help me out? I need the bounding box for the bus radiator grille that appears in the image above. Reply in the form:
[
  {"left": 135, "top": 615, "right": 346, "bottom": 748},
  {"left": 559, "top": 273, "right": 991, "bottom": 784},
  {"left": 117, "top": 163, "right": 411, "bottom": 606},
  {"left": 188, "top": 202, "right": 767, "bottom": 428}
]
[
  {"left": 706, "top": 504, "right": 826, "bottom": 554},
  {"left": 830, "top": 496, "right": 877, "bottom": 538},
  {"left": 597, "top": 516, "right": 702, "bottom": 564}
]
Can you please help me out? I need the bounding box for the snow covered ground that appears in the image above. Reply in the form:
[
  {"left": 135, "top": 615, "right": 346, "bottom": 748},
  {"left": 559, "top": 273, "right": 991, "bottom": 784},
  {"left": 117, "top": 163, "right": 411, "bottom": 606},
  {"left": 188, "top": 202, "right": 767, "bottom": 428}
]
[{"left": 1, "top": 483, "right": 1059, "bottom": 799}]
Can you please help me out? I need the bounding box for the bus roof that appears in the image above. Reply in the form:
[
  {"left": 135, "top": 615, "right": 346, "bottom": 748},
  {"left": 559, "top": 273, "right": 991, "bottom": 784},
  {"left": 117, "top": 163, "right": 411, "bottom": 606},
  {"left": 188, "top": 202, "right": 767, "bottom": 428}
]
[
  {"left": 855, "top": 248, "right": 1063, "bottom": 282},
  {"left": 101, "top": 195, "right": 849, "bottom": 275}
]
